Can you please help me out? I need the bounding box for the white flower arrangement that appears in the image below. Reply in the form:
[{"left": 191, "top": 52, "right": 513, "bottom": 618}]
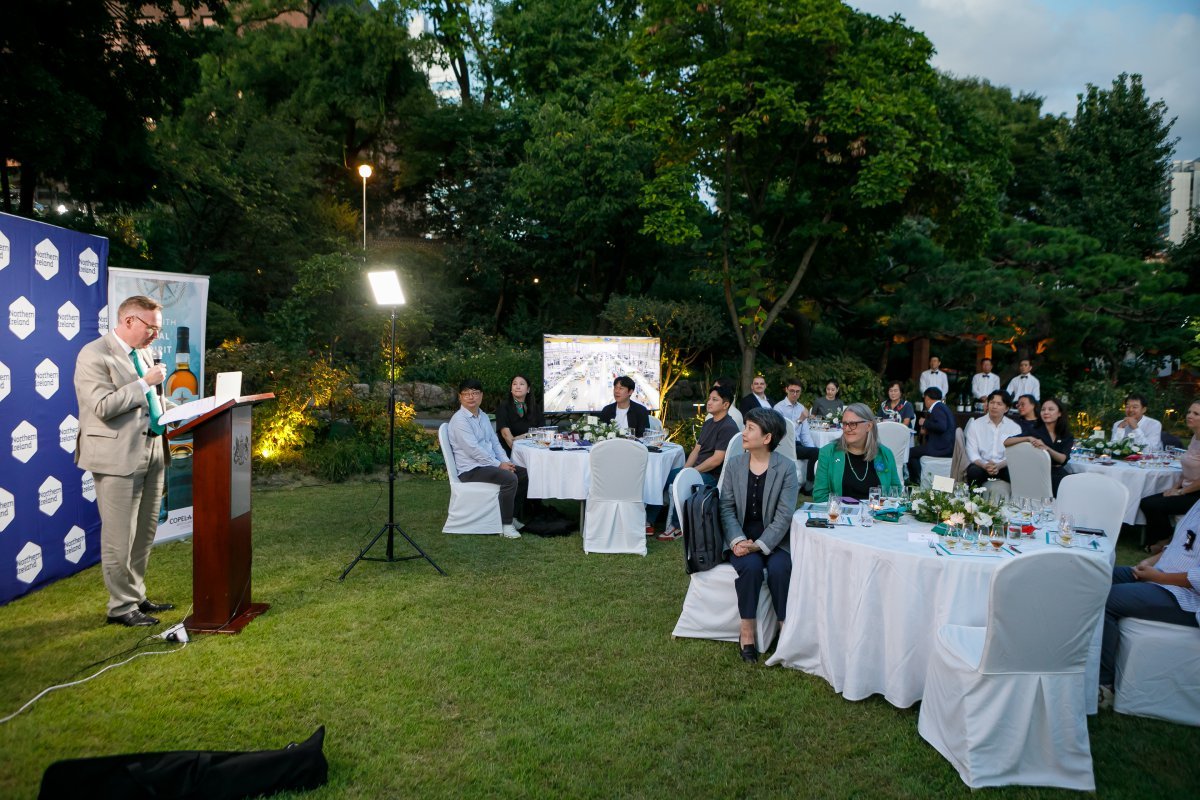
[
  {"left": 569, "top": 415, "right": 622, "bottom": 442},
  {"left": 909, "top": 486, "right": 1006, "bottom": 527},
  {"left": 1078, "top": 428, "right": 1141, "bottom": 459}
]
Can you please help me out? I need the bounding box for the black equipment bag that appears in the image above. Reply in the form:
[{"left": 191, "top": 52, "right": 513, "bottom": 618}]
[
  {"left": 682, "top": 483, "right": 726, "bottom": 574},
  {"left": 39, "top": 726, "right": 328, "bottom": 800}
]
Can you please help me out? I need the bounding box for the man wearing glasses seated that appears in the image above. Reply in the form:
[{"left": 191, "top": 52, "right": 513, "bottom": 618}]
[
  {"left": 448, "top": 378, "right": 529, "bottom": 539},
  {"left": 74, "top": 295, "right": 176, "bottom": 627},
  {"left": 1098, "top": 503, "right": 1200, "bottom": 710}
]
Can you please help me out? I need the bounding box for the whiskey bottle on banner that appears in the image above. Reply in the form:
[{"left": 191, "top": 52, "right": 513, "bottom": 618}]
[{"left": 165, "top": 326, "right": 199, "bottom": 405}]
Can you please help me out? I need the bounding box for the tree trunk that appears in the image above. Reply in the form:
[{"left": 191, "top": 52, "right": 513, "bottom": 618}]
[
  {"left": 1, "top": 157, "right": 10, "bottom": 213},
  {"left": 19, "top": 162, "right": 36, "bottom": 217},
  {"left": 739, "top": 345, "right": 758, "bottom": 397}
]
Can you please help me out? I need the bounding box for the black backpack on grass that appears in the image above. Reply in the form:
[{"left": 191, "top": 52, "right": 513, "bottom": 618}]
[{"left": 682, "top": 483, "right": 725, "bottom": 574}]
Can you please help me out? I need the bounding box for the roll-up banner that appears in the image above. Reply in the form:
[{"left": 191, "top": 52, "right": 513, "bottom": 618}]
[{"left": 106, "top": 268, "right": 209, "bottom": 544}]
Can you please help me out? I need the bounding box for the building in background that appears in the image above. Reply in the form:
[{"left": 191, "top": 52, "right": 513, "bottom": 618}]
[{"left": 1168, "top": 159, "right": 1200, "bottom": 245}]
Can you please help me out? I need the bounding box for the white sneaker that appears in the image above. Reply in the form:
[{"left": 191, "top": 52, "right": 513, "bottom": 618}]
[
  {"left": 500, "top": 525, "right": 521, "bottom": 539},
  {"left": 512, "top": 518, "right": 525, "bottom": 531}
]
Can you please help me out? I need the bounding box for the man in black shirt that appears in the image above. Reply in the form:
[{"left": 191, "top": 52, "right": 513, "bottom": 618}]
[
  {"left": 655, "top": 384, "right": 739, "bottom": 540},
  {"left": 597, "top": 375, "right": 651, "bottom": 435}
]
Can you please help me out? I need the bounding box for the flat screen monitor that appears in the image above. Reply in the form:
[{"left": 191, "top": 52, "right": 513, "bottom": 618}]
[{"left": 543, "top": 334, "right": 661, "bottom": 414}]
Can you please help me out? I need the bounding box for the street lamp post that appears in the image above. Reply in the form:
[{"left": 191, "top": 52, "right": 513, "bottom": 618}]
[{"left": 357, "top": 163, "right": 373, "bottom": 250}]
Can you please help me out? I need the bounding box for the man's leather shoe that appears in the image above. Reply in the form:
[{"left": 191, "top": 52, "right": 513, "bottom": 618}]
[
  {"left": 740, "top": 644, "right": 758, "bottom": 664},
  {"left": 107, "top": 609, "right": 159, "bottom": 627},
  {"left": 138, "top": 599, "right": 175, "bottom": 613}
]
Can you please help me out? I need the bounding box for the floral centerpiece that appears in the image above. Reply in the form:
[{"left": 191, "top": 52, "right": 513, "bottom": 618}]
[
  {"left": 1078, "top": 428, "right": 1141, "bottom": 459},
  {"left": 909, "top": 486, "right": 1005, "bottom": 529},
  {"left": 569, "top": 415, "right": 622, "bottom": 443}
]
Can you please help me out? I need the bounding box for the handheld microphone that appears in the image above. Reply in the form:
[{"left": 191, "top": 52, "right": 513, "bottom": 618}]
[{"left": 153, "top": 352, "right": 165, "bottom": 397}]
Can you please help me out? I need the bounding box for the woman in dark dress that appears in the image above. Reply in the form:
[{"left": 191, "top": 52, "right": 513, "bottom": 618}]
[
  {"left": 1005, "top": 396, "right": 1073, "bottom": 495},
  {"left": 494, "top": 374, "right": 545, "bottom": 456},
  {"left": 812, "top": 380, "right": 845, "bottom": 417}
]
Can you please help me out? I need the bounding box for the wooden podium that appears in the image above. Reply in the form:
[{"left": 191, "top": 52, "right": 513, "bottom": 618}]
[{"left": 168, "top": 393, "right": 274, "bottom": 634}]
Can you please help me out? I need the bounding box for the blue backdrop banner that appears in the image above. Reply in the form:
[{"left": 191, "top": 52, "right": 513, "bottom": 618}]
[{"left": 0, "top": 212, "right": 109, "bottom": 606}]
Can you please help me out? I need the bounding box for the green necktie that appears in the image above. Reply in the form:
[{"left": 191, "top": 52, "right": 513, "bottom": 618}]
[{"left": 130, "top": 349, "right": 165, "bottom": 436}]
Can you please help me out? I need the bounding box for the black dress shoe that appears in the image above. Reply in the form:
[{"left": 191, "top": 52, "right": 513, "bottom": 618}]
[
  {"left": 740, "top": 644, "right": 758, "bottom": 664},
  {"left": 138, "top": 599, "right": 175, "bottom": 613},
  {"left": 107, "top": 609, "right": 159, "bottom": 627}
]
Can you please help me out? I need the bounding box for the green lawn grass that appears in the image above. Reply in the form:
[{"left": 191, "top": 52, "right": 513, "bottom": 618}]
[{"left": 1, "top": 478, "right": 1197, "bottom": 799}]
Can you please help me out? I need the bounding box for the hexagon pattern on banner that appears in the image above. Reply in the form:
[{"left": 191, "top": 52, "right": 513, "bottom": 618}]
[
  {"left": 38, "top": 476, "right": 63, "bottom": 517},
  {"left": 9, "top": 295, "right": 35, "bottom": 340},
  {"left": 98, "top": 304, "right": 109, "bottom": 335},
  {"left": 16, "top": 542, "right": 43, "bottom": 584},
  {"left": 59, "top": 414, "right": 78, "bottom": 452},
  {"left": 34, "top": 238, "right": 59, "bottom": 280},
  {"left": 11, "top": 420, "right": 37, "bottom": 463},
  {"left": 0, "top": 229, "right": 9, "bottom": 270},
  {"left": 57, "top": 301, "right": 81, "bottom": 340},
  {"left": 78, "top": 247, "right": 99, "bottom": 286},
  {"left": 34, "top": 357, "right": 59, "bottom": 399},
  {"left": 64, "top": 526, "right": 86, "bottom": 564},
  {"left": 81, "top": 471, "right": 96, "bottom": 502},
  {"left": 0, "top": 360, "right": 9, "bottom": 402},
  {"left": 0, "top": 487, "right": 13, "bottom": 533}
]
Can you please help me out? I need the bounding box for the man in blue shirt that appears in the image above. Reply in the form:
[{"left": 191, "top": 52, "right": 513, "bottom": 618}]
[{"left": 448, "top": 378, "right": 528, "bottom": 539}]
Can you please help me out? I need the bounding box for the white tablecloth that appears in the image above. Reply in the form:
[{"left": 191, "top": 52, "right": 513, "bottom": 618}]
[
  {"left": 511, "top": 441, "right": 685, "bottom": 505},
  {"left": 766, "top": 511, "right": 1113, "bottom": 710},
  {"left": 809, "top": 428, "right": 841, "bottom": 449},
  {"left": 1064, "top": 458, "right": 1181, "bottom": 525}
]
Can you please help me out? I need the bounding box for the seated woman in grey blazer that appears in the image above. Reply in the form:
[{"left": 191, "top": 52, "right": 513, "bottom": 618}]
[{"left": 718, "top": 407, "right": 799, "bottom": 664}]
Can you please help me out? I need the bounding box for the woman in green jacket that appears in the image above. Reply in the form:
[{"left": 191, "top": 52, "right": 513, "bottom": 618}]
[{"left": 812, "top": 402, "right": 903, "bottom": 501}]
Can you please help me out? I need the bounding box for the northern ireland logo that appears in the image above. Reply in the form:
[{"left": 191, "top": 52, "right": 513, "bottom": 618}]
[
  {"left": 78, "top": 247, "right": 99, "bottom": 286},
  {"left": 38, "top": 476, "right": 62, "bottom": 516},
  {"left": 64, "top": 526, "right": 86, "bottom": 564},
  {"left": 16, "top": 541, "right": 43, "bottom": 584},
  {"left": 81, "top": 471, "right": 96, "bottom": 503},
  {"left": 0, "top": 487, "right": 14, "bottom": 533},
  {"left": 59, "top": 414, "right": 78, "bottom": 452},
  {"left": 34, "top": 239, "right": 59, "bottom": 280},
  {"left": 0, "top": 228, "right": 9, "bottom": 270},
  {"left": 9, "top": 296, "right": 35, "bottom": 340},
  {"left": 0, "top": 360, "right": 9, "bottom": 403},
  {"left": 34, "top": 358, "right": 59, "bottom": 399},
  {"left": 11, "top": 420, "right": 37, "bottom": 463},
  {"left": 57, "top": 301, "right": 81, "bottom": 340}
]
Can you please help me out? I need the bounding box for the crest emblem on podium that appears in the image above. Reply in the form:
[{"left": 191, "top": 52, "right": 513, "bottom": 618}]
[{"left": 233, "top": 434, "right": 250, "bottom": 466}]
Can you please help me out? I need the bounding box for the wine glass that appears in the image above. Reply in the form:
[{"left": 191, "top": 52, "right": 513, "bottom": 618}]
[
  {"left": 858, "top": 502, "right": 874, "bottom": 527},
  {"left": 989, "top": 525, "right": 1005, "bottom": 551},
  {"left": 828, "top": 497, "right": 842, "bottom": 525},
  {"left": 961, "top": 524, "right": 978, "bottom": 551},
  {"left": 1040, "top": 496, "right": 1055, "bottom": 525}
]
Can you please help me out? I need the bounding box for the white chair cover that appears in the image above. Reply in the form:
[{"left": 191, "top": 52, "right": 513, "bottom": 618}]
[
  {"left": 648, "top": 415, "right": 664, "bottom": 432},
  {"left": 1006, "top": 441, "right": 1052, "bottom": 500},
  {"left": 728, "top": 406, "right": 744, "bottom": 429},
  {"left": 716, "top": 431, "right": 744, "bottom": 494},
  {"left": 778, "top": 419, "right": 797, "bottom": 461},
  {"left": 917, "top": 550, "right": 1110, "bottom": 790},
  {"left": 1056, "top": 473, "right": 1130, "bottom": 541},
  {"left": 673, "top": 564, "right": 779, "bottom": 652},
  {"left": 876, "top": 420, "right": 910, "bottom": 471},
  {"left": 437, "top": 424, "right": 502, "bottom": 534},
  {"left": 920, "top": 428, "right": 965, "bottom": 490},
  {"left": 670, "top": 466, "right": 778, "bottom": 651},
  {"left": 1115, "top": 618, "right": 1200, "bottom": 727},
  {"left": 582, "top": 439, "right": 648, "bottom": 555}
]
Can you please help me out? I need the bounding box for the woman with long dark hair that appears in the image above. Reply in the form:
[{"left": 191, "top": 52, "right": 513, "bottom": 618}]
[
  {"left": 494, "top": 374, "right": 545, "bottom": 456},
  {"left": 1005, "top": 396, "right": 1074, "bottom": 495}
]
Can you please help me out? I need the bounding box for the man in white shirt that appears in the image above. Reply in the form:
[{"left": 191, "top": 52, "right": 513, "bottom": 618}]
[
  {"left": 1112, "top": 393, "right": 1163, "bottom": 451},
  {"left": 774, "top": 378, "right": 820, "bottom": 484},
  {"left": 1098, "top": 502, "right": 1200, "bottom": 709},
  {"left": 970, "top": 358, "right": 1000, "bottom": 411},
  {"left": 964, "top": 390, "right": 1022, "bottom": 486},
  {"left": 448, "top": 378, "right": 528, "bottom": 539},
  {"left": 919, "top": 356, "right": 949, "bottom": 398},
  {"left": 1005, "top": 359, "right": 1040, "bottom": 401}
]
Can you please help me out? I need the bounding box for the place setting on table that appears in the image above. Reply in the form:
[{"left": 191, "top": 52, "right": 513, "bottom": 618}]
[
  {"left": 509, "top": 419, "right": 685, "bottom": 504},
  {"left": 1064, "top": 429, "right": 1184, "bottom": 524},
  {"left": 767, "top": 482, "right": 1113, "bottom": 709}
]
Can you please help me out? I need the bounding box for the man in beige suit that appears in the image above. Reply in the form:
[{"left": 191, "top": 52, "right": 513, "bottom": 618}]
[{"left": 75, "top": 295, "right": 176, "bottom": 626}]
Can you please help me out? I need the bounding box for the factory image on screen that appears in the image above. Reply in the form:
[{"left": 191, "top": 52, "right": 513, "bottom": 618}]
[{"left": 543, "top": 335, "right": 661, "bottom": 414}]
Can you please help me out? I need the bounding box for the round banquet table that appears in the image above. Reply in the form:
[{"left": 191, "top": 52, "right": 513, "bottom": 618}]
[
  {"left": 1064, "top": 457, "right": 1182, "bottom": 525},
  {"left": 766, "top": 509, "right": 1113, "bottom": 712},
  {"left": 510, "top": 440, "right": 685, "bottom": 505},
  {"left": 808, "top": 427, "right": 842, "bottom": 448}
]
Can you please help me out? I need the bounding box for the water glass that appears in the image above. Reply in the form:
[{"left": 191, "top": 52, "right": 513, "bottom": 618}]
[
  {"left": 961, "top": 525, "right": 978, "bottom": 550},
  {"left": 858, "top": 502, "right": 873, "bottom": 527},
  {"left": 868, "top": 486, "right": 882, "bottom": 511},
  {"left": 1040, "top": 496, "right": 1055, "bottom": 524},
  {"left": 1058, "top": 512, "right": 1075, "bottom": 547}
]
